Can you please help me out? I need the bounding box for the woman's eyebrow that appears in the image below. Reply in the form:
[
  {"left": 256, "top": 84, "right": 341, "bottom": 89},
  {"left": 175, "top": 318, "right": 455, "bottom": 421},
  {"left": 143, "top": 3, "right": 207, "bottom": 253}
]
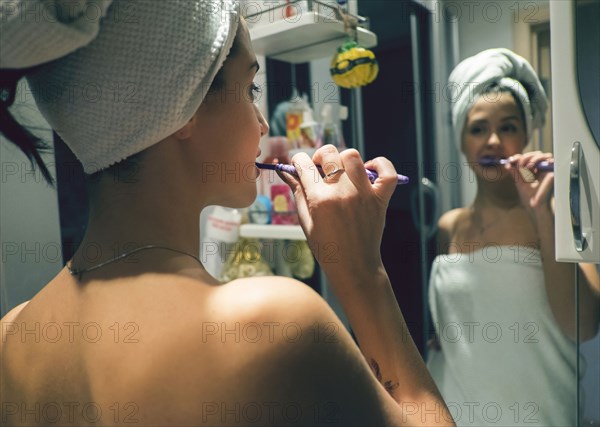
[
  {"left": 500, "top": 116, "right": 520, "bottom": 121},
  {"left": 469, "top": 118, "right": 487, "bottom": 124},
  {"left": 250, "top": 60, "right": 260, "bottom": 73}
]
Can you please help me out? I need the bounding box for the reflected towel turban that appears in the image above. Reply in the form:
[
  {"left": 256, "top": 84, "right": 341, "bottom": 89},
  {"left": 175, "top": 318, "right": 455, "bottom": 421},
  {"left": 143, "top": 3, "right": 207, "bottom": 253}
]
[{"left": 448, "top": 48, "right": 548, "bottom": 150}]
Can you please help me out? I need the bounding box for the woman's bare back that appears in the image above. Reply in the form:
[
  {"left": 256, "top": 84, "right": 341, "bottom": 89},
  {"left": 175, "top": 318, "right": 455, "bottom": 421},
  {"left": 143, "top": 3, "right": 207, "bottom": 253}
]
[{"left": 1, "top": 268, "right": 340, "bottom": 426}]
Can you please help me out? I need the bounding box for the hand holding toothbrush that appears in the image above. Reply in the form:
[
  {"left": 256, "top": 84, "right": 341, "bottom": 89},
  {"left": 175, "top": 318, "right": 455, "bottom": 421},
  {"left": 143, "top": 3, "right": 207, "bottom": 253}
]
[
  {"left": 277, "top": 146, "right": 398, "bottom": 281},
  {"left": 503, "top": 151, "right": 555, "bottom": 215}
]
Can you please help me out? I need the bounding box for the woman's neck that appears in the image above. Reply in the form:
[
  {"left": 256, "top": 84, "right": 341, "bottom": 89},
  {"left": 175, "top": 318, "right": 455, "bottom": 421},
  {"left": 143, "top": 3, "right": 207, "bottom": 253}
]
[
  {"left": 473, "top": 175, "right": 521, "bottom": 210},
  {"left": 70, "top": 171, "right": 206, "bottom": 275},
  {"left": 84, "top": 201, "right": 201, "bottom": 256}
]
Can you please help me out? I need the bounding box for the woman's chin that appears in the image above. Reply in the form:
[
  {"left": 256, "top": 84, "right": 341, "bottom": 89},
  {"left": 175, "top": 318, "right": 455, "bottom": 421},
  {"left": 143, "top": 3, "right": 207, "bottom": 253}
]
[
  {"left": 221, "top": 187, "right": 258, "bottom": 209},
  {"left": 476, "top": 167, "right": 512, "bottom": 183}
]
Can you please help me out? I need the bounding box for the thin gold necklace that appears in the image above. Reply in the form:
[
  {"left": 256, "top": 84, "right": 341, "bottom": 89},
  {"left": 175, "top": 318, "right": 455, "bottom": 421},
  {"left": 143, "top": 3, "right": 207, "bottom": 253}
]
[
  {"left": 67, "top": 245, "right": 203, "bottom": 279},
  {"left": 471, "top": 203, "right": 521, "bottom": 235}
]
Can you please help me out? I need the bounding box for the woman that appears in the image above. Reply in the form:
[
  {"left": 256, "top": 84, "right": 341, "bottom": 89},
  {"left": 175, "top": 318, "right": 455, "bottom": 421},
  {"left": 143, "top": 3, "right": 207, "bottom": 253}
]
[
  {"left": 426, "top": 48, "right": 600, "bottom": 427},
  {"left": 0, "top": 1, "right": 454, "bottom": 425}
]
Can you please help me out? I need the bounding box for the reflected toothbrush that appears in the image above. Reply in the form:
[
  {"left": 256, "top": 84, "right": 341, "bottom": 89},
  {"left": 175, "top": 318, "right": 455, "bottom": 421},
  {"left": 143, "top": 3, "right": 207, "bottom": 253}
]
[
  {"left": 478, "top": 156, "right": 554, "bottom": 171},
  {"left": 256, "top": 162, "right": 410, "bottom": 185}
]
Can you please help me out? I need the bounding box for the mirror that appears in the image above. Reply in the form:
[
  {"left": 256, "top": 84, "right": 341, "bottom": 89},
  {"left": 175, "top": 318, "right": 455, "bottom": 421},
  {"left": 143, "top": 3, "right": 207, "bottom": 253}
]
[
  {"left": 406, "top": 1, "right": 599, "bottom": 427},
  {"left": 575, "top": 0, "right": 600, "bottom": 149}
]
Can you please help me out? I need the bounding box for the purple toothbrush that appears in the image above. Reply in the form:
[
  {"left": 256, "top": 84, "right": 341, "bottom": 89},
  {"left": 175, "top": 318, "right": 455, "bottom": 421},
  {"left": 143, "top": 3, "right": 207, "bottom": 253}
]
[
  {"left": 478, "top": 156, "right": 554, "bottom": 171},
  {"left": 256, "top": 162, "right": 410, "bottom": 185}
]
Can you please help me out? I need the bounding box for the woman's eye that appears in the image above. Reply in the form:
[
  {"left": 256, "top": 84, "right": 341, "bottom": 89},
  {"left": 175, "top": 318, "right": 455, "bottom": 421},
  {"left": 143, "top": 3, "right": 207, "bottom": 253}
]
[
  {"left": 249, "top": 83, "right": 262, "bottom": 101},
  {"left": 469, "top": 126, "right": 484, "bottom": 135},
  {"left": 501, "top": 124, "right": 517, "bottom": 133}
]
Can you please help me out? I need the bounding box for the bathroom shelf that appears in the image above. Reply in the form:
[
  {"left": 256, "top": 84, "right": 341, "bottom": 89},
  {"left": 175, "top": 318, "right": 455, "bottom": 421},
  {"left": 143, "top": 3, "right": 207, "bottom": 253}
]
[
  {"left": 240, "top": 224, "right": 306, "bottom": 240},
  {"left": 248, "top": 9, "right": 377, "bottom": 63}
]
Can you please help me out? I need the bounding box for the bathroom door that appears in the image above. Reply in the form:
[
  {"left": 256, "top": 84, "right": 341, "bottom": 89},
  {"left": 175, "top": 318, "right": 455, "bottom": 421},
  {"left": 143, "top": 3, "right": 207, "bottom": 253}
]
[
  {"left": 551, "top": 1, "right": 600, "bottom": 425},
  {"left": 550, "top": 0, "right": 600, "bottom": 263},
  {"left": 358, "top": 0, "right": 439, "bottom": 354}
]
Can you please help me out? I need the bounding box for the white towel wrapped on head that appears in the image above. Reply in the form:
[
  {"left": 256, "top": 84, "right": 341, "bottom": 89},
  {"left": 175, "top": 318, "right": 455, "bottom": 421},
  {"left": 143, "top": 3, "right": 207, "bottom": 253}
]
[
  {"left": 448, "top": 48, "right": 548, "bottom": 150},
  {"left": 1, "top": 0, "right": 240, "bottom": 174},
  {"left": 0, "top": 0, "right": 114, "bottom": 69}
]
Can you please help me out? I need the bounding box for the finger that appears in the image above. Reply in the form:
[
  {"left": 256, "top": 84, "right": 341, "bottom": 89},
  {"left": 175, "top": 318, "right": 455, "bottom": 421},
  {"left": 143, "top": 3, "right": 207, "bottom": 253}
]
[
  {"left": 506, "top": 154, "right": 521, "bottom": 168},
  {"left": 276, "top": 169, "right": 297, "bottom": 191},
  {"left": 504, "top": 160, "right": 523, "bottom": 182},
  {"left": 312, "top": 144, "right": 344, "bottom": 179},
  {"left": 515, "top": 151, "right": 537, "bottom": 168},
  {"left": 363, "top": 156, "right": 398, "bottom": 200},
  {"left": 290, "top": 151, "right": 323, "bottom": 192},
  {"left": 291, "top": 183, "right": 311, "bottom": 228},
  {"left": 510, "top": 153, "right": 538, "bottom": 182},
  {"left": 531, "top": 152, "right": 554, "bottom": 173},
  {"left": 275, "top": 170, "right": 312, "bottom": 227},
  {"left": 525, "top": 152, "right": 548, "bottom": 171},
  {"left": 340, "top": 149, "right": 372, "bottom": 191},
  {"left": 533, "top": 172, "right": 554, "bottom": 206}
]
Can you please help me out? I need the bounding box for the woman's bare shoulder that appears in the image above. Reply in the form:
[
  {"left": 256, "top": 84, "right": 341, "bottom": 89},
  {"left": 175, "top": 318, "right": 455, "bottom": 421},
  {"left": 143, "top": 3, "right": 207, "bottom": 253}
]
[
  {"left": 0, "top": 300, "right": 29, "bottom": 324},
  {"left": 198, "top": 275, "right": 351, "bottom": 367},
  {"left": 192, "top": 277, "right": 398, "bottom": 425},
  {"left": 438, "top": 207, "right": 468, "bottom": 232},
  {"left": 212, "top": 275, "right": 332, "bottom": 325},
  {"left": 0, "top": 300, "right": 30, "bottom": 353},
  {"left": 436, "top": 208, "right": 469, "bottom": 254}
]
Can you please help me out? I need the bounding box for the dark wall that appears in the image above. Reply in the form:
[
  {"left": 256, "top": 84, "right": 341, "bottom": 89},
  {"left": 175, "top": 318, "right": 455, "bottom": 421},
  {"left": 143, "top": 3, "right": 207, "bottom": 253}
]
[
  {"left": 53, "top": 132, "right": 88, "bottom": 264},
  {"left": 358, "top": 1, "right": 436, "bottom": 353}
]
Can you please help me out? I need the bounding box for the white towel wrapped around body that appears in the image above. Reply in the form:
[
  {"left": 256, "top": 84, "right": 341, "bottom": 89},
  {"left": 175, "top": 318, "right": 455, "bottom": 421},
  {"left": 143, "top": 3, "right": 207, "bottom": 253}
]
[{"left": 427, "top": 245, "right": 582, "bottom": 426}]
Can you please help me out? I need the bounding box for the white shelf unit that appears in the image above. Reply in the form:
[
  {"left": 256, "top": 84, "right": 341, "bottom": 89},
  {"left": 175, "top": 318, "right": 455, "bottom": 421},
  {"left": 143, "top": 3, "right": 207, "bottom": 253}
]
[
  {"left": 248, "top": 12, "right": 377, "bottom": 64},
  {"left": 239, "top": 224, "right": 306, "bottom": 240},
  {"left": 245, "top": 1, "right": 364, "bottom": 335}
]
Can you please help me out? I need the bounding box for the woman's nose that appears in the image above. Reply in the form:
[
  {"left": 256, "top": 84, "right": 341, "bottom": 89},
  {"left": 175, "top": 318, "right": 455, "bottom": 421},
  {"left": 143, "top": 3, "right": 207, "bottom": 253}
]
[
  {"left": 487, "top": 131, "right": 501, "bottom": 146},
  {"left": 257, "top": 107, "right": 269, "bottom": 137}
]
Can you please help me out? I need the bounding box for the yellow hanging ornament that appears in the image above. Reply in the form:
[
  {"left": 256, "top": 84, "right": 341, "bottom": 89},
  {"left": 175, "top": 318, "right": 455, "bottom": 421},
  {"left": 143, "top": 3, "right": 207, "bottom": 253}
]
[
  {"left": 286, "top": 240, "right": 315, "bottom": 280},
  {"left": 219, "top": 238, "right": 273, "bottom": 283},
  {"left": 330, "top": 39, "right": 379, "bottom": 89}
]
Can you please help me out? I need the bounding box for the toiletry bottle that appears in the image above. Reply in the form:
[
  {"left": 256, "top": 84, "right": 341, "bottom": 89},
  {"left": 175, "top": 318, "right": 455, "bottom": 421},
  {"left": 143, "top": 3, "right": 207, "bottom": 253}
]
[
  {"left": 320, "top": 104, "right": 347, "bottom": 149},
  {"left": 285, "top": 95, "right": 304, "bottom": 150},
  {"left": 259, "top": 136, "right": 290, "bottom": 199},
  {"left": 299, "top": 102, "right": 320, "bottom": 149}
]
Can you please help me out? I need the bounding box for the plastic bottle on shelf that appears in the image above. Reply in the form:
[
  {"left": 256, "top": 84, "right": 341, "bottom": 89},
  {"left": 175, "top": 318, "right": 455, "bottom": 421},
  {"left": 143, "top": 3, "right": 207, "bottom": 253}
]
[
  {"left": 284, "top": 0, "right": 308, "bottom": 19},
  {"left": 299, "top": 103, "right": 321, "bottom": 149},
  {"left": 285, "top": 95, "right": 305, "bottom": 150},
  {"left": 320, "top": 104, "right": 347, "bottom": 149},
  {"left": 255, "top": 135, "right": 299, "bottom": 226},
  {"left": 258, "top": 136, "right": 290, "bottom": 199}
]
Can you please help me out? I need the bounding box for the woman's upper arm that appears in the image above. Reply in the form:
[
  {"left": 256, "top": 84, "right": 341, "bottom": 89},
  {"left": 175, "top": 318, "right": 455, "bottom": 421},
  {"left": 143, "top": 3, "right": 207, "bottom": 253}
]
[
  {"left": 436, "top": 209, "right": 460, "bottom": 256},
  {"left": 230, "top": 278, "right": 454, "bottom": 426},
  {"left": 579, "top": 263, "right": 600, "bottom": 295}
]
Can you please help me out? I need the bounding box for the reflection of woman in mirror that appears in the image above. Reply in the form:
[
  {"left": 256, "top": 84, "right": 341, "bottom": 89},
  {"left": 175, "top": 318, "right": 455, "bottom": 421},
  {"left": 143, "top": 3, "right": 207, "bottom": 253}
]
[{"left": 426, "top": 48, "right": 600, "bottom": 427}]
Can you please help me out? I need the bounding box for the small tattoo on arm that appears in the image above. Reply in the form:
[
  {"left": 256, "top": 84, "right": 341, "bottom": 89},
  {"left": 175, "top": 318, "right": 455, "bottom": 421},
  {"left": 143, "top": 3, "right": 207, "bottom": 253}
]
[
  {"left": 369, "top": 358, "right": 382, "bottom": 382},
  {"left": 384, "top": 379, "right": 400, "bottom": 394},
  {"left": 369, "top": 358, "right": 399, "bottom": 395}
]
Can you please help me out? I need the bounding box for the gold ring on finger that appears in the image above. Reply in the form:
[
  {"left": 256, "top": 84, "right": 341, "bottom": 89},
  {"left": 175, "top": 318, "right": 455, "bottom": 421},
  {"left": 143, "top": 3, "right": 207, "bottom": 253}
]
[{"left": 324, "top": 167, "right": 345, "bottom": 182}]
